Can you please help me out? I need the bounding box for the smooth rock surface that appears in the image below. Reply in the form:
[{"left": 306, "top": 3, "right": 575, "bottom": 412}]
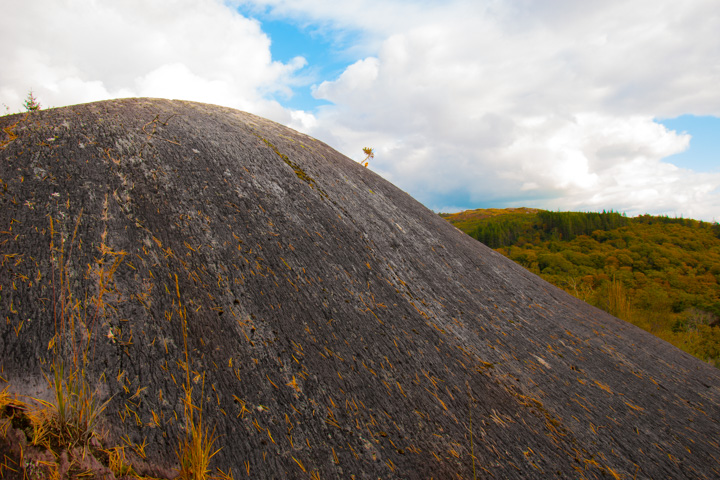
[{"left": 1, "top": 98, "right": 719, "bottom": 479}]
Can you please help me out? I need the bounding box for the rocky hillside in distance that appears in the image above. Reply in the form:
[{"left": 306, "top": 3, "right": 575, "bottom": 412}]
[{"left": 1, "top": 99, "right": 720, "bottom": 479}]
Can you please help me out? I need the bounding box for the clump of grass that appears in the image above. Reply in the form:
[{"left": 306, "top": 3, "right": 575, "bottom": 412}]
[
  {"left": 3, "top": 203, "right": 231, "bottom": 477},
  {"left": 0, "top": 386, "right": 17, "bottom": 438},
  {"left": 32, "top": 208, "right": 122, "bottom": 454},
  {"left": 173, "top": 275, "right": 223, "bottom": 480},
  {"left": 0, "top": 386, "right": 11, "bottom": 410},
  {"left": 176, "top": 375, "right": 221, "bottom": 480},
  {"left": 33, "top": 362, "right": 112, "bottom": 451},
  {"left": 105, "top": 445, "right": 137, "bottom": 477}
]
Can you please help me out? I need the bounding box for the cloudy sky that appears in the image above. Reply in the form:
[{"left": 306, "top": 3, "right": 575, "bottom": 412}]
[{"left": 2, "top": 0, "right": 719, "bottom": 220}]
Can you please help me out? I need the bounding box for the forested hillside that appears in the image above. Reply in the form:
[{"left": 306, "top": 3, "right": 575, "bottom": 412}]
[{"left": 441, "top": 208, "right": 720, "bottom": 367}]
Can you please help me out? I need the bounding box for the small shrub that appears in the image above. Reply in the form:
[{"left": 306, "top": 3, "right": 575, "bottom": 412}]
[
  {"left": 23, "top": 90, "right": 41, "bottom": 112},
  {"left": 361, "top": 147, "right": 374, "bottom": 167}
]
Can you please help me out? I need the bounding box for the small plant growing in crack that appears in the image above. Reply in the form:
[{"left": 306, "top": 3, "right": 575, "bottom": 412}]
[
  {"left": 361, "top": 147, "right": 374, "bottom": 167},
  {"left": 173, "top": 274, "right": 223, "bottom": 480}
]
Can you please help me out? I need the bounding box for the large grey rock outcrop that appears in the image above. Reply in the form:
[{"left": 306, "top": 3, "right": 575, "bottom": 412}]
[{"left": 1, "top": 98, "right": 719, "bottom": 479}]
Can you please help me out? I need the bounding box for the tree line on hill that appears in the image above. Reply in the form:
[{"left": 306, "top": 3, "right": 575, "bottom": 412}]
[{"left": 471, "top": 210, "right": 716, "bottom": 249}]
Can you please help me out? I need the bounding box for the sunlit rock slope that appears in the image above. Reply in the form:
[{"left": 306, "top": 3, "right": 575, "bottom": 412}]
[{"left": 1, "top": 98, "right": 719, "bottom": 479}]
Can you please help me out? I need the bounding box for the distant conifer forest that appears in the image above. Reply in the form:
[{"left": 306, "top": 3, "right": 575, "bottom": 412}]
[{"left": 441, "top": 208, "right": 720, "bottom": 367}]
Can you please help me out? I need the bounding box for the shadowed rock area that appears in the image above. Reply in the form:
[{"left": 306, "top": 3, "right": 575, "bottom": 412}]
[{"left": 1, "top": 98, "right": 719, "bottom": 479}]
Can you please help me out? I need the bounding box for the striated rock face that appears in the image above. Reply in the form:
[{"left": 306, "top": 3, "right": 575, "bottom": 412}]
[{"left": 1, "top": 98, "right": 719, "bottom": 479}]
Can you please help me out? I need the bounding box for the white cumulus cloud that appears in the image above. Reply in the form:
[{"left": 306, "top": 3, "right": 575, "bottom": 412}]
[
  {"left": 4, "top": 0, "right": 720, "bottom": 220},
  {"left": 271, "top": 0, "right": 720, "bottom": 220},
  {"left": 0, "top": 0, "right": 307, "bottom": 124}
]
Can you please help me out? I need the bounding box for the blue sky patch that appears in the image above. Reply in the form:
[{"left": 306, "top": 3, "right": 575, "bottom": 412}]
[
  {"left": 658, "top": 115, "right": 720, "bottom": 173},
  {"left": 236, "top": 7, "right": 358, "bottom": 112}
]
